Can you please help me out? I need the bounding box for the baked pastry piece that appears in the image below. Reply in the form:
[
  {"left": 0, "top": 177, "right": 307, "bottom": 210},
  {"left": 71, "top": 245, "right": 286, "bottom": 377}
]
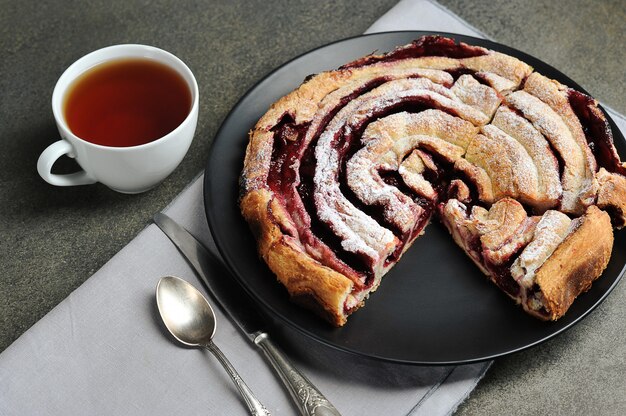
[{"left": 240, "top": 36, "right": 626, "bottom": 326}]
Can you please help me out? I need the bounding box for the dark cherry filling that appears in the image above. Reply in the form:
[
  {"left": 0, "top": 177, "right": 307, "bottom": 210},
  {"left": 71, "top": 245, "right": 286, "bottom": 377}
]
[
  {"left": 267, "top": 115, "right": 367, "bottom": 283},
  {"left": 447, "top": 172, "right": 480, "bottom": 206},
  {"left": 568, "top": 90, "right": 626, "bottom": 176},
  {"left": 423, "top": 150, "right": 483, "bottom": 205},
  {"left": 462, "top": 231, "right": 485, "bottom": 268},
  {"left": 438, "top": 196, "right": 534, "bottom": 300},
  {"left": 507, "top": 105, "right": 526, "bottom": 119},
  {"left": 379, "top": 170, "right": 434, "bottom": 213},
  {"left": 340, "top": 36, "right": 487, "bottom": 70},
  {"left": 487, "top": 261, "right": 521, "bottom": 299},
  {"left": 298, "top": 140, "right": 374, "bottom": 283},
  {"left": 446, "top": 67, "right": 485, "bottom": 83},
  {"left": 458, "top": 225, "right": 527, "bottom": 300},
  {"left": 551, "top": 144, "right": 566, "bottom": 183},
  {"left": 267, "top": 113, "right": 307, "bottom": 215},
  {"left": 472, "top": 71, "right": 504, "bottom": 88}
]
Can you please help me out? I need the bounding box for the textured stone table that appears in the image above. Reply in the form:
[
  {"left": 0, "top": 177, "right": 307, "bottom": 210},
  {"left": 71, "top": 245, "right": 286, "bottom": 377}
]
[{"left": 1, "top": 1, "right": 624, "bottom": 415}]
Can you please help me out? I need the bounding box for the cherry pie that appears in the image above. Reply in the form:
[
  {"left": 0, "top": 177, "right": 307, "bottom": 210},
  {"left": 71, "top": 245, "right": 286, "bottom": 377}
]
[{"left": 240, "top": 36, "right": 626, "bottom": 326}]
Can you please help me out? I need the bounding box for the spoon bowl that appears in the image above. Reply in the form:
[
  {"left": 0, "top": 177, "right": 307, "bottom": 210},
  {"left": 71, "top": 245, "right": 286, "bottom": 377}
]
[
  {"left": 156, "top": 276, "right": 270, "bottom": 416},
  {"left": 156, "top": 275, "right": 216, "bottom": 346}
]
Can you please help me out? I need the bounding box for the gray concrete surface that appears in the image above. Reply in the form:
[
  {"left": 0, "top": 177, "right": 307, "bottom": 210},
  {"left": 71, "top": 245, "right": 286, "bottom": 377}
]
[{"left": 0, "top": 0, "right": 624, "bottom": 415}]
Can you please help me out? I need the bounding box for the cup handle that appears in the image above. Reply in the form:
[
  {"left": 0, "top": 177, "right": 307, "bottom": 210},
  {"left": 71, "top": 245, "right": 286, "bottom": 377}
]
[{"left": 37, "top": 140, "right": 97, "bottom": 186}]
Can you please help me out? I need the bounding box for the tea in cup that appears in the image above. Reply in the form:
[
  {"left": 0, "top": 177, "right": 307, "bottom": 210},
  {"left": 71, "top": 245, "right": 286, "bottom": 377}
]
[{"left": 37, "top": 44, "right": 199, "bottom": 194}]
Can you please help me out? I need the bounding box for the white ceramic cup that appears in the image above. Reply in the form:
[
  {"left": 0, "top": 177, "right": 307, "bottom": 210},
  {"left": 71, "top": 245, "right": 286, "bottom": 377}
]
[{"left": 37, "top": 44, "right": 199, "bottom": 194}]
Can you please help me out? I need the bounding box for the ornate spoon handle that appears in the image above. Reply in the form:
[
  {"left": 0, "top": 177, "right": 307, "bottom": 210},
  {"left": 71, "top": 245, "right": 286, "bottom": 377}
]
[
  {"left": 254, "top": 333, "right": 341, "bottom": 416},
  {"left": 205, "top": 341, "right": 271, "bottom": 416}
]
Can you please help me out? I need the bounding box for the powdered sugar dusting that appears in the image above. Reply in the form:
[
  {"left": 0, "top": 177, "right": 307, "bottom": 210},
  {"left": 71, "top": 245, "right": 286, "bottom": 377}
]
[
  {"left": 506, "top": 91, "right": 589, "bottom": 214},
  {"left": 451, "top": 74, "right": 502, "bottom": 119},
  {"left": 510, "top": 210, "right": 572, "bottom": 287},
  {"left": 313, "top": 76, "right": 487, "bottom": 268},
  {"left": 492, "top": 106, "right": 561, "bottom": 210},
  {"left": 346, "top": 110, "right": 469, "bottom": 234},
  {"left": 399, "top": 151, "right": 437, "bottom": 199},
  {"left": 480, "top": 124, "right": 540, "bottom": 205}
]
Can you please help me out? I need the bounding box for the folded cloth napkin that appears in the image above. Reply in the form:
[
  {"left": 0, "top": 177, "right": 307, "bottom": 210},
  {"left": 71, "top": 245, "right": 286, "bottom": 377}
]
[{"left": 2, "top": 1, "right": 625, "bottom": 415}]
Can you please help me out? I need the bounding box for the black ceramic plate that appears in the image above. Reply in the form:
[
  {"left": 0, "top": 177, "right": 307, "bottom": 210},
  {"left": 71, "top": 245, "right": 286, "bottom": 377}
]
[{"left": 204, "top": 31, "right": 626, "bottom": 365}]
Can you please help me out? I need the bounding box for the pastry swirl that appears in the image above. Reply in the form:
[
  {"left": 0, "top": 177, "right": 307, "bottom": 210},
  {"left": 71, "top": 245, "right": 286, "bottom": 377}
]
[{"left": 240, "top": 36, "right": 625, "bottom": 326}]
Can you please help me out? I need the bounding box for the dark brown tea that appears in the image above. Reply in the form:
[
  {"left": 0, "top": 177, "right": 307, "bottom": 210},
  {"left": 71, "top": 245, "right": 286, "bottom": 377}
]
[{"left": 64, "top": 58, "right": 192, "bottom": 147}]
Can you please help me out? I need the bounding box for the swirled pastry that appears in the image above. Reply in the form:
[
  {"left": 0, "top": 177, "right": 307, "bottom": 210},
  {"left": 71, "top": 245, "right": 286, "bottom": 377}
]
[{"left": 240, "top": 36, "right": 626, "bottom": 326}]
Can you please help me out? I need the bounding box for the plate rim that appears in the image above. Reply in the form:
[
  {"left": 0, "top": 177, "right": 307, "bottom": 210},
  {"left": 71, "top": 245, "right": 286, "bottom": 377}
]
[{"left": 203, "top": 30, "right": 626, "bottom": 365}]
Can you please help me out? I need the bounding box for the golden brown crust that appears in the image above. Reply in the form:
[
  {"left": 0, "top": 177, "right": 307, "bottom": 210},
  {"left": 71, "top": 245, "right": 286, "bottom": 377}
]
[
  {"left": 240, "top": 190, "right": 353, "bottom": 326},
  {"left": 476, "top": 198, "right": 529, "bottom": 252},
  {"left": 241, "top": 130, "right": 274, "bottom": 194},
  {"left": 462, "top": 52, "right": 533, "bottom": 92},
  {"left": 534, "top": 206, "right": 613, "bottom": 320},
  {"left": 265, "top": 238, "right": 353, "bottom": 327}
]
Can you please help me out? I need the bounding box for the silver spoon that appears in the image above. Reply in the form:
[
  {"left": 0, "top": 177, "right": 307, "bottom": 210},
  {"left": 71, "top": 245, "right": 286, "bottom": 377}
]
[{"left": 156, "top": 275, "right": 271, "bottom": 416}]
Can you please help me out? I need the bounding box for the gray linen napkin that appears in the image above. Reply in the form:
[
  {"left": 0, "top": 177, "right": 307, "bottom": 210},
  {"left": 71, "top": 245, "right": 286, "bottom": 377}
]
[{"left": 2, "top": 1, "right": 625, "bottom": 415}]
